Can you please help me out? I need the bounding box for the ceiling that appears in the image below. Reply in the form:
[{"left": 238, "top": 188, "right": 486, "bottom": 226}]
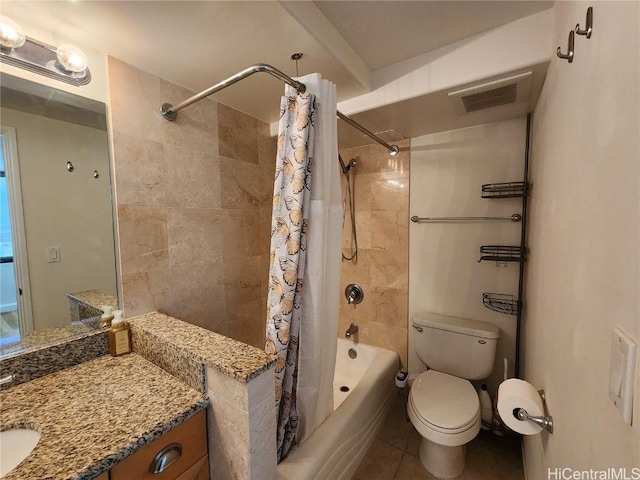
[{"left": 1, "top": 1, "right": 554, "bottom": 147}]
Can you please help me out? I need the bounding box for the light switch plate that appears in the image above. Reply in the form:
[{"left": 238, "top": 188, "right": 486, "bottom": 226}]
[
  {"left": 46, "top": 246, "right": 60, "bottom": 263},
  {"left": 609, "top": 327, "right": 637, "bottom": 426}
]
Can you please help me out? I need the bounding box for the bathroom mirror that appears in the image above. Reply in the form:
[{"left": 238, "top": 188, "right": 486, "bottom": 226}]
[{"left": 0, "top": 72, "right": 118, "bottom": 357}]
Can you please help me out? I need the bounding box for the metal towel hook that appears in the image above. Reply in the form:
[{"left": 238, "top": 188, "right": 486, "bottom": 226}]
[
  {"left": 557, "top": 30, "right": 575, "bottom": 63},
  {"left": 575, "top": 6, "right": 593, "bottom": 38}
]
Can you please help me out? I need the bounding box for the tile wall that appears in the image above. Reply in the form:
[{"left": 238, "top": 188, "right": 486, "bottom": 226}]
[
  {"left": 338, "top": 140, "right": 410, "bottom": 366},
  {"left": 108, "top": 57, "right": 274, "bottom": 348}
]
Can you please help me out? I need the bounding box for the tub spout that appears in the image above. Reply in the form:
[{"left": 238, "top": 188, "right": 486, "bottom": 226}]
[{"left": 345, "top": 323, "right": 359, "bottom": 338}]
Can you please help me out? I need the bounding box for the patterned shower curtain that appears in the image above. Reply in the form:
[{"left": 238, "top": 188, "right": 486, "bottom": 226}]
[{"left": 265, "top": 92, "right": 315, "bottom": 462}]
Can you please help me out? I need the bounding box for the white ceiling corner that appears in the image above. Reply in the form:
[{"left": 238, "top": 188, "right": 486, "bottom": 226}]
[{"left": 1, "top": 0, "right": 555, "bottom": 148}]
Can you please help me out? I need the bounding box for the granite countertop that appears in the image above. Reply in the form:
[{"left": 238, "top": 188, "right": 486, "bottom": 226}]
[
  {"left": 0, "top": 317, "right": 103, "bottom": 358},
  {"left": 131, "top": 312, "right": 277, "bottom": 382},
  {"left": 0, "top": 353, "right": 208, "bottom": 480},
  {"left": 66, "top": 290, "right": 118, "bottom": 311}
]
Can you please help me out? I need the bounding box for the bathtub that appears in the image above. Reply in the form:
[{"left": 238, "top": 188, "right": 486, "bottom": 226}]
[{"left": 277, "top": 338, "right": 400, "bottom": 480}]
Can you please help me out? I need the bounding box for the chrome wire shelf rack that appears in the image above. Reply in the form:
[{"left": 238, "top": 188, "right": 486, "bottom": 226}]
[
  {"left": 482, "top": 293, "right": 519, "bottom": 316},
  {"left": 478, "top": 245, "right": 527, "bottom": 263},
  {"left": 481, "top": 181, "right": 529, "bottom": 199}
]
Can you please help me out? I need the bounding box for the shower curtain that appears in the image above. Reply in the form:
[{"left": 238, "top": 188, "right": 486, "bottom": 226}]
[{"left": 265, "top": 73, "right": 342, "bottom": 462}]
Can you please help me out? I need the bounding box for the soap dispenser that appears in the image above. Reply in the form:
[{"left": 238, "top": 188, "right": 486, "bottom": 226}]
[
  {"left": 100, "top": 305, "right": 114, "bottom": 328},
  {"left": 108, "top": 310, "right": 131, "bottom": 357}
]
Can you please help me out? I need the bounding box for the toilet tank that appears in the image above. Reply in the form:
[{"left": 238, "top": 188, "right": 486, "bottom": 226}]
[{"left": 413, "top": 312, "right": 499, "bottom": 380}]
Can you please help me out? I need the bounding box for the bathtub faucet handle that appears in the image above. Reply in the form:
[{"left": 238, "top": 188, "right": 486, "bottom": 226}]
[
  {"left": 345, "top": 284, "right": 364, "bottom": 305},
  {"left": 346, "top": 323, "right": 359, "bottom": 339}
]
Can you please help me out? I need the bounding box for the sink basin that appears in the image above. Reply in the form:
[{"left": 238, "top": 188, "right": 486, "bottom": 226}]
[{"left": 0, "top": 429, "right": 41, "bottom": 477}]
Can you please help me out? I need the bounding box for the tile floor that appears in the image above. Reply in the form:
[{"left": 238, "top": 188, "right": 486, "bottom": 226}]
[{"left": 353, "top": 391, "right": 525, "bottom": 480}]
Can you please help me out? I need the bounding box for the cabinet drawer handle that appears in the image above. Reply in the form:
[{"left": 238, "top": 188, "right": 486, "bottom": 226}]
[{"left": 149, "top": 443, "right": 183, "bottom": 474}]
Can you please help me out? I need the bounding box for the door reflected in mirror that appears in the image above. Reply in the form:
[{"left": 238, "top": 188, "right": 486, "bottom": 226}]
[{"left": 0, "top": 72, "right": 118, "bottom": 353}]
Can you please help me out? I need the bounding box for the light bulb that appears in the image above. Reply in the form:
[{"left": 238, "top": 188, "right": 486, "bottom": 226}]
[
  {"left": 56, "top": 43, "right": 88, "bottom": 73},
  {"left": 0, "top": 16, "right": 26, "bottom": 49}
]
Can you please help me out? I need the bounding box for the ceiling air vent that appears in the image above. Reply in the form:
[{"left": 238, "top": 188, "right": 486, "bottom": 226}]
[
  {"left": 448, "top": 71, "right": 532, "bottom": 115},
  {"left": 461, "top": 83, "right": 517, "bottom": 113}
]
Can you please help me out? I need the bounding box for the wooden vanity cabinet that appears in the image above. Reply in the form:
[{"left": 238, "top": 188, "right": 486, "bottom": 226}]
[{"left": 108, "top": 410, "right": 208, "bottom": 480}]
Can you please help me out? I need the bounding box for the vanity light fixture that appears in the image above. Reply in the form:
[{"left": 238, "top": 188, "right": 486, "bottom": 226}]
[
  {"left": 0, "top": 16, "right": 26, "bottom": 49},
  {"left": 0, "top": 15, "right": 91, "bottom": 86}
]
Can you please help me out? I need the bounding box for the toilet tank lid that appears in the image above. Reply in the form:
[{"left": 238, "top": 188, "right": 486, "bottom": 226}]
[{"left": 412, "top": 312, "right": 499, "bottom": 339}]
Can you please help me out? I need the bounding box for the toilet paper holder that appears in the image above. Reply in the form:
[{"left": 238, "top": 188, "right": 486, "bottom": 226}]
[{"left": 514, "top": 390, "right": 554, "bottom": 434}]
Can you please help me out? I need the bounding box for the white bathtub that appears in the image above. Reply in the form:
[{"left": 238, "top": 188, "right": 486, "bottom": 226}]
[{"left": 277, "top": 338, "right": 400, "bottom": 480}]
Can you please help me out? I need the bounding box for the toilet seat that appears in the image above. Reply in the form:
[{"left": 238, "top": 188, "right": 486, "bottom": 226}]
[{"left": 408, "top": 370, "right": 481, "bottom": 446}]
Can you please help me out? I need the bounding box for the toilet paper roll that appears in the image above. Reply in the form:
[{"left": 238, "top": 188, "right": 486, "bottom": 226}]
[{"left": 497, "top": 378, "right": 545, "bottom": 435}]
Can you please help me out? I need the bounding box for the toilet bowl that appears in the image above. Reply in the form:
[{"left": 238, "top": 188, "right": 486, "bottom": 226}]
[
  {"left": 408, "top": 312, "right": 499, "bottom": 479},
  {"left": 408, "top": 370, "right": 481, "bottom": 478}
]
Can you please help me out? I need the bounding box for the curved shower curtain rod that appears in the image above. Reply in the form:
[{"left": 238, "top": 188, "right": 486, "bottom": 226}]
[{"left": 160, "top": 63, "right": 400, "bottom": 156}]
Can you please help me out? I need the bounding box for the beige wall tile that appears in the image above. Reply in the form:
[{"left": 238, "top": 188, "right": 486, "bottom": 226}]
[
  {"left": 108, "top": 57, "right": 164, "bottom": 143},
  {"left": 338, "top": 142, "right": 410, "bottom": 366},
  {"left": 167, "top": 208, "right": 224, "bottom": 268},
  {"left": 164, "top": 144, "right": 221, "bottom": 209},
  {"left": 110, "top": 59, "right": 277, "bottom": 385},
  {"left": 219, "top": 103, "right": 258, "bottom": 164},
  {"left": 207, "top": 393, "right": 250, "bottom": 479},
  {"left": 122, "top": 270, "right": 170, "bottom": 318},
  {"left": 370, "top": 249, "right": 408, "bottom": 289},
  {"left": 368, "top": 321, "right": 408, "bottom": 368},
  {"left": 220, "top": 209, "right": 263, "bottom": 260},
  {"left": 249, "top": 392, "right": 277, "bottom": 479},
  {"left": 257, "top": 124, "right": 277, "bottom": 168},
  {"left": 160, "top": 80, "right": 218, "bottom": 153},
  {"left": 117, "top": 205, "right": 169, "bottom": 275},
  {"left": 165, "top": 266, "right": 225, "bottom": 332},
  {"left": 112, "top": 131, "right": 165, "bottom": 206},
  {"left": 339, "top": 145, "right": 373, "bottom": 173},
  {"left": 370, "top": 211, "right": 407, "bottom": 252},
  {"left": 370, "top": 286, "right": 408, "bottom": 328},
  {"left": 370, "top": 172, "right": 409, "bottom": 212},
  {"left": 220, "top": 156, "right": 272, "bottom": 210}
]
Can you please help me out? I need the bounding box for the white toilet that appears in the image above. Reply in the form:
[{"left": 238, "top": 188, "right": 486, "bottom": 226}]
[{"left": 408, "top": 312, "right": 499, "bottom": 479}]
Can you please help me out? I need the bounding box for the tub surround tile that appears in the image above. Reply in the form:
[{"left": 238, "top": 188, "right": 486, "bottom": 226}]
[
  {"left": 130, "top": 312, "right": 276, "bottom": 382},
  {"left": 257, "top": 123, "right": 277, "bottom": 168},
  {"left": 167, "top": 207, "right": 225, "bottom": 268},
  {"left": 370, "top": 286, "right": 408, "bottom": 328},
  {"left": 370, "top": 172, "right": 410, "bottom": 212},
  {"left": 117, "top": 205, "right": 169, "bottom": 275},
  {"left": 112, "top": 131, "right": 166, "bottom": 206},
  {"left": 220, "top": 156, "right": 271, "bottom": 210},
  {"left": 121, "top": 270, "right": 171, "bottom": 318},
  {"left": 108, "top": 57, "right": 164, "bottom": 144},
  {"left": 164, "top": 144, "right": 221, "bottom": 209},
  {"left": 220, "top": 208, "right": 264, "bottom": 260},
  {"left": 0, "top": 353, "right": 208, "bottom": 480},
  {"left": 339, "top": 142, "right": 410, "bottom": 367},
  {"left": 165, "top": 266, "right": 226, "bottom": 331},
  {"left": 218, "top": 103, "right": 258, "bottom": 164},
  {"left": 110, "top": 58, "right": 274, "bottom": 348},
  {"left": 160, "top": 80, "right": 218, "bottom": 153},
  {"left": 343, "top": 210, "right": 372, "bottom": 250},
  {"left": 370, "top": 248, "right": 408, "bottom": 289}
]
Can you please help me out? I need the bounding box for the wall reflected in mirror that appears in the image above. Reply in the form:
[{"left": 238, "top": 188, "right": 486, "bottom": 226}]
[{"left": 0, "top": 72, "right": 118, "bottom": 355}]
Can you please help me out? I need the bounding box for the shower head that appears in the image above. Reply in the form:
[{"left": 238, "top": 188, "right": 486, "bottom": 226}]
[{"left": 339, "top": 156, "right": 357, "bottom": 175}]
